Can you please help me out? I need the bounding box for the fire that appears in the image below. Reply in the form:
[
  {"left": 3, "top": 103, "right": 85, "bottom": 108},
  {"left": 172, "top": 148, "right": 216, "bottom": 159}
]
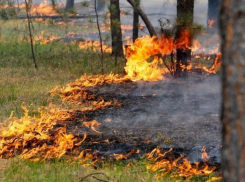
[
  {"left": 203, "top": 53, "right": 222, "bottom": 74},
  {"left": 125, "top": 35, "right": 173, "bottom": 81},
  {"left": 146, "top": 148, "right": 217, "bottom": 180},
  {"left": 82, "top": 120, "right": 101, "bottom": 134},
  {"left": 175, "top": 30, "right": 192, "bottom": 49},
  {"left": 0, "top": 105, "right": 87, "bottom": 160},
  {"left": 78, "top": 40, "right": 112, "bottom": 53},
  {"left": 201, "top": 146, "right": 210, "bottom": 162},
  {"left": 28, "top": 2, "right": 62, "bottom": 16},
  {"left": 124, "top": 30, "right": 218, "bottom": 81},
  {"left": 206, "top": 177, "right": 223, "bottom": 182},
  {"left": 113, "top": 150, "right": 134, "bottom": 161},
  {"left": 0, "top": 0, "right": 83, "bottom": 17},
  {"left": 49, "top": 73, "right": 128, "bottom": 105},
  {"left": 75, "top": 30, "right": 221, "bottom": 82},
  {"left": 208, "top": 19, "right": 215, "bottom": 28},
  {"left": 33, "top": 30, "right": 60, "bottom": 45},
  {"left": 192, "top": 39, "right": 202, "bottom": 53},
  {"left": 121, "top": 25, "right": 133, "bottom": 33},
  {"left": 0, "top": 1, "right": 63, "bottom": 16}
]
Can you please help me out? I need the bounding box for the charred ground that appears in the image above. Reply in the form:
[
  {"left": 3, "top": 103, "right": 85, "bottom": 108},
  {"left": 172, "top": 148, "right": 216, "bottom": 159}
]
[{"left": 61, "top": 75, "right": 221, "bottom": 164}]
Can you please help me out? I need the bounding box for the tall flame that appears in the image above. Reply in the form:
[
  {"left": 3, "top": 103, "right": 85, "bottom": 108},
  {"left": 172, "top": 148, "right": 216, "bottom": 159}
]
[{"left": 125, "top": 35, "right": 173, "bottom": 81}]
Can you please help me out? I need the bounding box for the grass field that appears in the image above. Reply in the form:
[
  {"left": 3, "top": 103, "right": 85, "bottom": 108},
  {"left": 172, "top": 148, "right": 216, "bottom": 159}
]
[{"left": 0, "top": 18, "right": 221, "bottom": 181}]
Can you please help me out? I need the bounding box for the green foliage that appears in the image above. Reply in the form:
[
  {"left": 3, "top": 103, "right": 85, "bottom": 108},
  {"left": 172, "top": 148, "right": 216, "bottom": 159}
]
[
  {"left": 108, "top": 3, "right": 116, "bottom": 13},
  {"left": 81, "top": 1, "right": 89, "bottom": 8},
  {"left": 0, "top": 2, "right": 19, "bottom": 20}
]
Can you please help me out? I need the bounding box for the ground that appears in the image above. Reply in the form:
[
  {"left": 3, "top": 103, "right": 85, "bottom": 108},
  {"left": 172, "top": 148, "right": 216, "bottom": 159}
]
[{"left": 63, "top": 74, "right": 222, "bottom": 164}]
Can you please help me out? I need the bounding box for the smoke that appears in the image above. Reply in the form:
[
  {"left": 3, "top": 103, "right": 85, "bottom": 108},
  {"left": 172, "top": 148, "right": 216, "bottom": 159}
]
[{"left": 91, "top": 75, "right": 221, "bottom": 151}]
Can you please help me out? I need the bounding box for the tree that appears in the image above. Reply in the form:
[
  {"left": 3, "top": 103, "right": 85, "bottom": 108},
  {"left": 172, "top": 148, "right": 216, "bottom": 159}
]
[
  {"left": 207, "top": 0, "right": 219, "bottom": 33},
  {"left": 132, "top": 0, "right": 140, "bottom": 42},
  {"left": 175, "top": 0, "right": 194, "bottom": 77},
  {"left": 65, "top": 0, "right": 74, "bottom": 12},
  {"left": 127, "top": 0, "right": 156, "bottom": 37},
  {"left": 109, "top": 0, "right": 124, "bottom": 57},
  {"left": 220, "top": 0, "right": 245, "bottom": 181}
]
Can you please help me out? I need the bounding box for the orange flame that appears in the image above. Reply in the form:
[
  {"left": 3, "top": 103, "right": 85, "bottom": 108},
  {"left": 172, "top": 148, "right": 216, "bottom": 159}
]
[
  {"left": 33, "top": 30, "right": 60, "bottom": 45},
  {"left": 82, "top": 120, "right": 101, "bottom": 134},
  {"left": 203, "top": 53, "right": 222, "bottom": 74},
  {"left": 29, "top": 2, "right": 62, "bottom": 16},
  {"left": 125, "top": 35, "right": 173, "bottom": 81},
  {"left": 0, "top": 106, "right": 81, "bottom": 160},
  {"left": 175, "top": 30, "right": 192, "bottom": 49},
  {"left": 78, "top": 40, "right": 112, "bottom": 53},
  {"left": 208, "top": 19, "right": 215, "bottom": 28},
  {"left": 146, "top": 148, "right": 217, "bottom": 180},
  {"left": 201, "top": 146, "right": 210, "bottom": 162}
]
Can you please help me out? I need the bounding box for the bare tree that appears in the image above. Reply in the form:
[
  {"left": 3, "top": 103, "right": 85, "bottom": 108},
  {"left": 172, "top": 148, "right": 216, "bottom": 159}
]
[
  {"left": 24, "top": 0, "right": 37, "bottom": 69},
  {"left": 109, "top": 0, "right": 124, "bottom": 57},
  {"left": 220, "top": 0, "right": 245, "bottom": 181},
  {"left": 175, "top": 0, "right": 194, "bottom": 77},
  {"left": 95, "top": 0, "right": 104, "bottom": 74},
  {"left": 207, "top": 0, "right": 220, "bottom": 33},
  {"left": 132, "top": 0, "right": 140, "bottom": 42},
  {"left": 127, "top": 0, "right": 156, "bottom": 37}
]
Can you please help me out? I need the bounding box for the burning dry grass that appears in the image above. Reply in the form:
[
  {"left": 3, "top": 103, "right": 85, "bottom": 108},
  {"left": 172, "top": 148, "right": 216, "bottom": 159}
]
[
  {"left": 0, "top": 105, "right": 78, "bottom": 160},
  {"left": 0, "top": 72, "right": 221, "bottom": 181},
  {"left": 146, "top": 148, "right": 218, "bottom": 180},
  {"left": 0, "top": 14, "right": 222, "bottom": 181},
  {"left": 0, "top": 1, "right": 64, "bottom": 16}
]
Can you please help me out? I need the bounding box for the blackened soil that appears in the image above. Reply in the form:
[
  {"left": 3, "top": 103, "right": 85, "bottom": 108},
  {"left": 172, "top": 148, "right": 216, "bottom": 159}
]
[{"left": 67, "top": 75, "right": 222, "bottom": 164}]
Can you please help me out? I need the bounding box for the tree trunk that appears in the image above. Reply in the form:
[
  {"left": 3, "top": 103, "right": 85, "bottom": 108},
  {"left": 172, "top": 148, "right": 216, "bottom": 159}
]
[
  {"left": 132, "top": 0, "right": 140, "bottom": 42},
  {"left": 207, "top": 0, "right": 220, "bottom": 33},
  {"left": 127, "top": 0, "right": 156, "bottom": 37},
  {"left": 220, "top": 1, "right": 245, "bottom": 181},
  {"left": 65, "top": 0, "right": 74, "bottom": 12},
  {"left": 109, "top": 0, "right": 124, "bottom": 57},
  {"left": 175, "top": 0, "right": 194, "bottom": 77}
]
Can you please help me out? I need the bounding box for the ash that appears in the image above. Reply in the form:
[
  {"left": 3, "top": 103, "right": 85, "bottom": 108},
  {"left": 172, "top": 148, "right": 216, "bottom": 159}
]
[{"left": 77, "top": 75, "right": 222, "bottom": 163}]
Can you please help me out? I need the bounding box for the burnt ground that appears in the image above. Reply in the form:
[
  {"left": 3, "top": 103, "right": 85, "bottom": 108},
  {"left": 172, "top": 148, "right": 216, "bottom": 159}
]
[{"left": 66, "top": 75, "right": 222, "bottom": 164}]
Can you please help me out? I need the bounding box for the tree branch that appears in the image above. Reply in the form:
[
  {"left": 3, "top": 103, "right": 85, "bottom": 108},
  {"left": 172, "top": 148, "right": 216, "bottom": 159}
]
[{"left": 127, "top": 0, "right": 157, "bottom": 37}]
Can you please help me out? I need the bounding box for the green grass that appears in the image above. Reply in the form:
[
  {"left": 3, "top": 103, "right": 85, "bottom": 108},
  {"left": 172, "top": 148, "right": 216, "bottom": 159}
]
[
  {"left": 0, "top": 37, "right": 124, "bottom": 121},
  {"left": 0, "top": 158, "right": 218, "bottom": 182},
  {"left": 0, "top": 18, "right": 124, "bottom": 121}
]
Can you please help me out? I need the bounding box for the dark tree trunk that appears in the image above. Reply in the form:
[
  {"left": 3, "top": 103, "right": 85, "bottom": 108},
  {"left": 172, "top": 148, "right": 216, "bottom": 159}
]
[
  {"left": 132, "top": 0, "right": 140, "bottom": 42},
  {"left": 109, "top": 0, "right": 124, "bottom": 57},
  {"left": 65, "top": 0, "right": 74, "bottom": 12},
  {"left": 127, "top": 0, "right": 156, "bottom": 37},
  {"left": 175, "top": 0, "right": 194, "bottom": 77},
  {"left": 220, "top": 1, "right": 245, "bottom": 181},
  {"left": 207, "top": 0, "right": 219, "bottom": 33}
]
